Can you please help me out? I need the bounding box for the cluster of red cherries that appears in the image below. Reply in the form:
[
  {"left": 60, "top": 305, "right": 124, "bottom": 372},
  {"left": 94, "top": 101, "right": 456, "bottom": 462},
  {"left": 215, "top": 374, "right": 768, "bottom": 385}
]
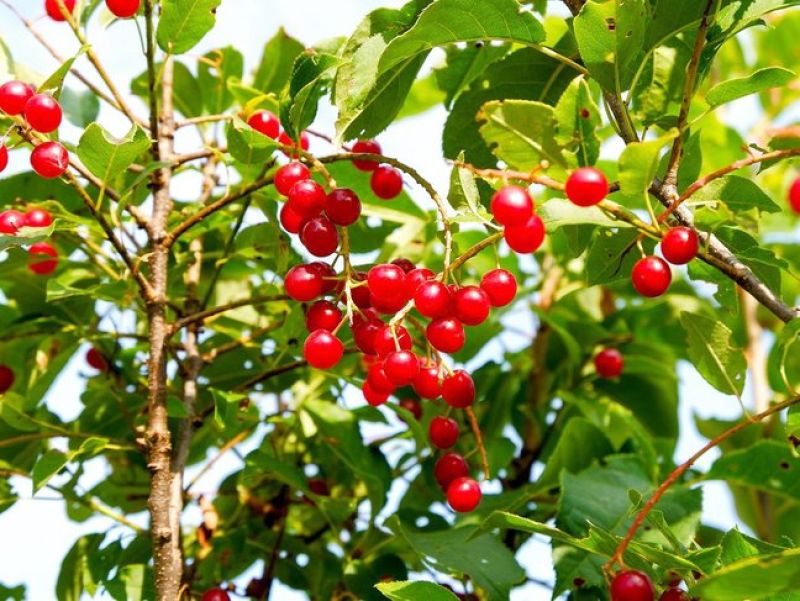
[
  {"left": 44, "top": 0, "right": 141, "bottom": 20},
  {"left": 0, "top": 207, "right": 58, "bottom": 275}
]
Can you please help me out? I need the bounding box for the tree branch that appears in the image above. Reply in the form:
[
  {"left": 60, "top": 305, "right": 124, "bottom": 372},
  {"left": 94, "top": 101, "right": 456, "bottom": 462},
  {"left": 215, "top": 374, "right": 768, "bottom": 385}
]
[{"left": 171, "top": 295, "right": 290, "bottom": 334}]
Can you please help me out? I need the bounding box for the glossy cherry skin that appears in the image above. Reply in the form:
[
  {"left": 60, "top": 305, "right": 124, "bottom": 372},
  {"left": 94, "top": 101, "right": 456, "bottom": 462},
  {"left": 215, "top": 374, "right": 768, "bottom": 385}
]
[
  {"left": 789, "top": 177, "right": 800, "bottom": 214},
  {"left": 279, "top": 202, "right": 306, "bottom": 234},
  {"left": 28, "top": 241, "right": 58, "bottom": 275},
  {"left": 0, "top": 81, "right": 35, "bottom": 115},
  {"left": 631, "top": 256, "right": 672, "bottom": 297},
  {"left": 301, "top": 216, "right": 339, "bottom": 257},
  {"left": 405, "top": 267, "right": 435, "bottom": 297},
  {"left": 367, "top": 361, "right": 396, "bottom": 394},
  {"left": 429, "top": 416, "right": 459, "bottom": 449},
  {"left": 565, "top": 167, "right": 609, "bottom": 207},
  {"left": 504, "top": 214, "right": 545, "bottom": 254},
  {"left": 367, "top": 264, "right": 406, "bottom": 302},
  {"left": 490, "top": 185, "right": 534, "bottom": 225},
  {"left": 383, "top": 350, "right": 419, "bottom": 386},
  {"left": 31, "top": 141, "right": 69, "bottom": 179},
  {"left": 363, "top": 380, "right": 390, "bottom": 406},
  {"left": 434, "top": 452, "right": 469, "bottom": 489},
  {"left": 106, "top": 0, "right": 140, "bottom": 17},
  {"left": 452, "top": 286, "right": 490, "bottom": 326},
  {"left": 350, "top": 272, "right": 372, "bottom": 309},
  {"left": 609, "top": 570, "right": 655, "bottom": 601},
  {"left": 370, "top": 291, "right": 410, "bottom": 314},
  {"left": 288, "top": 179, "right": 326, "bottom": 218},
  {"left": 247, "top": 110, "right": 280, "bottom": 139},
  {"left": 370, "top": 165, "right": 403, "bottom": 200},
  {"left": 0, "top": 365, "right": 14, "bottom": 393},
  {"left": 24, "top": 208, "right": 53, "bottom": 228},
  {"left": 308, "top": 261, "right": 338, "bottom": 294},
  {"left": 353, "top": 319, "right": 383, "bottom": 355},
  {"left": 324, "top": 188, "right": 361, "bottom": 226},
  {"left": 426, "top": 317, "right": 465, "bottom": 354},
  {"left": 284, "top": 264, "right": 324, "bottom": 301},
  {"left": 373, "top": 324, "right": 412, "bottom": 357},
  {"left": 200, "top": 588, "right": 231, "bottom": 601},
  {"left": 304, "top": 330, "right": 344, "bottom": 369},
  {"left": 46, "top": 0, "right": 76, "bottom": 20},
  {"left": 447, "top": 477, "right": 481, "bottom": 513},
  {"left": 413, "top": 365, "right": 442, "bottom": 399},
  {"left": 480, "top": 269, "right": 517, "bottom": 307},
  {"left": 0, "top": 145, "right": 7, "bottom": 173},
  {"left": 275, "top": 162, "right": 310, "bottom": 196},
  {"left": 399, "top": 398, "right": 422, "bottom": 420},
  {"left": 391, "top": 257, "right": 415, "bottom": 273},
  {"left": 86, "top": 348, "right": 109, "bottom": 372},
  {"left": 594, "top": 348, "right": 623, "bottom": 379},
  {"left": 659, "top": 589, "right": 689, "bottom": 601},
  {"left": 305, "top": 300, "right": 342, "bottom": 332},
  {"left": 442, "top": 370, "right": 475, "bottom": 408},
  {"left": 414, "top": 280, "right": 452, "bottom": 318},
  {"left": 0, "top": 210, "right": 27, "bottom": 235},
  {"left": 661, "top": 226, "right": 699, "bottom": 265},
  {"left": 352, "top": 139, "right": 382, "bottom": 171},
  {"left": 278, "top": 130, "right": 310, "bottom": 157},
  {"left": 25, "top": 94, "right": 62, "bottom": 133}
]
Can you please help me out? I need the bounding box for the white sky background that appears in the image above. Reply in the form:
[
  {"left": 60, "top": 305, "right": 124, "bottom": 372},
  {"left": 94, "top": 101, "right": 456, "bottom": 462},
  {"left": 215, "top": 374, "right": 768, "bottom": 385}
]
[{"left": 0, "top": 1, "right": 766, "bottom": 599}]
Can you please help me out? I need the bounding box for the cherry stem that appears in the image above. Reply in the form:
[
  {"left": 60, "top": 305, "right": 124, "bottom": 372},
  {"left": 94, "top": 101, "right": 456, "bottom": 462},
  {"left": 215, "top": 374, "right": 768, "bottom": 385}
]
[{"left": 466, "top": 407, "right": 490, "bottom": 481}]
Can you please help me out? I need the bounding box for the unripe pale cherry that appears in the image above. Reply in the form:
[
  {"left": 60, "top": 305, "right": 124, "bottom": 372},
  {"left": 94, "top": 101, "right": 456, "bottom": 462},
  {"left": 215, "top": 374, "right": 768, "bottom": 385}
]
[
  {"left": 24, "top": 208, "right": 53, "bottom": 228},
  {"left": 609, "top": 570, "right": 655, "bottom": 601},
  {"left": 24, "top": 94, "right": 62, "bottom": 133},
  {"left": 363, "top": 380, "right": 390, "bottom": 406},
  {"left": 247, "top": 110, "right": 280, "bottom": 139},
  {"left": 504, "top": 214, "right": 545, "bottom": 254},
  {"left": 0, "top": 145, "right": 7, "bottom": 173},
  {"left": 429, "top": 416, "right": 459, "bottom": 449},
  {"left": 490, "top": 185, "right": 534, "bottom": 225},
  {"left": 28, "top": 241, "right": 58, "bottom": 275},
  {"left": 200, "top": 588, "right": 231, "bottom": 601},
  {"left": 304, "top": 330, "right": 344, "bottom": 369},
  {"left": 442, "top": 370, "right": 475, "bottom": 408},
  {"left": 367, "top": 263, "right": 406, "bottom": 301},
  {"left": 279, "top": 203, "right": 306, "bottom": 234},
  {"left": 480, "top": 269, "right": 517, "bottom": 307},
  {"left": 0, "top": 365, "right": 15, "bottom": 393},
  {"left": 661, "top": 226, "right": 699, "bottom": 265},
  {"left": 594, "top": 348, "right": 623, "bottom": 379},
  {"left": 31, "top": 141, "right": 69, "bottom": 179},
  {"left": 367, "top": 361, "right": 396, "bottom": 394},
  {"left": 300, "top": 216, "right": 339, "bottom": 257},
  {"left": 106, "top": 0, "right": 140, "bottom": 17},
  {"left": 305, "top": 300, "right": 342, "bottom": 332},
  {"left": 324, "top": 188, "right": 361, "bottom": 226},
  {"left": 565, "top": 167, "right": 609, "bottom": 207},
  {"left": 434, "top": 452, "right": 469, "bottom": 489},
  {"left": 86, "top": 348, "right": 109, "bottom": 372},
  {"left": 274, "top": 162, "right": 310, "bottom": 196},
  {"left": 370, "top": 165, "right": 403, "bottom": 200},
  {"left": 631, "top": 256, "right": 672, "bottom": 297},
  {"left": 383, "top": 350, "right": 419, "bottom": 386},
  {"left": 0, "top": 210, "right": 26, "bottom": 235},
  {"left": 789, "top": 177, "right": 800, "bottom": 214},
  {"left": 351, "top": 139, "right": 381, "bottom": 171},
  {"left": 373, "top": 324, "right": 412, "bottom": 357},
  {"left": 452, "top": 285, "right": 490, "bottom": 326},
  {"left": 414, "top": 280, "right": 452, "bottom": 318},
  {"left": 284, "top": 264, "right": 324, "bottom": 301},
  {"left": 45, "top": 0, "right": 76, "bottom": 20},
  {"left": 413, "top": 365, "right": 442, "bottom": 399},
  {"left": 288, "top": 179, "right": 326, "bottom": 217},
  {"left": 447, "top": 477, "right": 481, "bottom": 513},
  {"left": 426, "top": 317, "right": 465, "bottom": 354},
  {"left": 0, "top": 81, "right": 35, "bottom": 115}
]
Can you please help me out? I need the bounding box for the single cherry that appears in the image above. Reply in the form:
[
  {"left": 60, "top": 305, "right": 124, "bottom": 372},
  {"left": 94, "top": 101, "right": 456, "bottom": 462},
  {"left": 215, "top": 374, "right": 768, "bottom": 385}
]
[
  {"left": 594, "top": 348, "right": 623, "bottom": 379},
  {"left": 405, "top": 267, "right": 434, "bottom": 297},
  {"left": 429, "top": 416, "right": 459, "bottom": 449},
  {"left": 442, "top": 370, "right": 475, "bottom": 408},
  {"left": 278, "top": 130, "right": 310, "bottom": 157},
  {"left": 0, "top": 365, "right": 14, "bottom": 393},
  {"left": 0, "top": 81, "right": 35, "bottom": 115},
  {"left": 274, "top": 162, "right": 310, "bottom": 196},
  {"left": 106, "top": 0, "right": 140, "bottom": 17},
  {"left": 391, "top": 258, "right": 415, "bottom": 273},
  {"left": 363, "top": 380, "right": 390, "bottom": 406},
  {"left": 284, "top": 264, "right": 324, "bottom": 301},
  {"left": 504, "top": 214, "right": 545, "bottom": 254},
  {"left": 45, "top": 0, "right": 76, "bottom": 20},
  {"left": 373, "top": 324, "right": 412, "bottom": 357},
  {"left": 300, "top": 216, "right": 339, "bottom": 257},
  {"left": 28, "top": 241, "right": 58, "bottom": 275},
  {"left": 247, "top": 110, "right": 280, "bottom": 139},
  {"left": 86, "top": 348, "right": 109, "bottom": 372},
  {"left": 31, "top": 141, "right": 69, "bottom": 179},
  {"left": 0, "top": 145, "right": 7, "bottom": 173},
  {"left": 426, "top": 317, "right": 465, "bottom": 354},
  {"left": 434, "top": 452, "right": 469, "bottom": 489},
  {"left": 413, "top": 365, "right": 442, "bottom": 399},
  {"left": 632, "top": 256, "right": 671, "bottom": 297},
  {"left": 304, "top": 330, "right": 344, "bottom": 369},
  {"left": 789, "top": 177, "right": 800, "bottom": 214},
  {"left": 288, "top": 179, "right": 326, "bottom": 218},
  {"left": 0, "top": 210, "right": 27, "bottom": 235},
  {"left": 659, "top": 589, "right": 689, "bottom": 601},
  {"left": 308, "top": 261, "right": 338, "bottom": 294},
  {"left": 350, "top": 272, "right": 372, "bottom": 309},
  {"left": 414, "top": 280, "right": 452, "bottom": 318},
  {"left": 352, "top": 139, "right": 382, "bottom": 171},
  {"left": 24, "top": 94, "right": 62, "bottom": 133},
  {"left": 324, "top": 188, "right": 361, "bottom": 226},
  {"left": 279, "top": 203, "right": 306, "bottom": 234},
  {"left": 565, "top": 167, "right": 609, "bottom": 207},
  {"left": 24, "top": 208, "right": 53, "bottom": 228},
  {"left": 452, "top": 286, "right": 490, "bottom": 326},
  {"left": 353, "top": 319, "right": 383, "bottom": 355},
  {"left": 367, "top": 263, "right": 406, "bottom": 301},
  {"left": 609, "top": 570, "right": 655, "bottom": 601},
  {"left": 367, "top": 361, "right": 396, "bottom": 394},
  {"left": 661, "top": 226, "right": 699, "bottom": 265},
  {"left": 399, "top": 398, "right": 422, "bottom": 420},
  {"left": 480, "top": 269, "right": 517, "bottom": 307},
  {"left": 305, "top": 300, "right": 342, "bottom": 332},
  {"left": 447, "top": 477, "right": 481, "bottom": 513},
  {"left": 490, "top": 185, "right": 534, "bottom": 225},
  {"left": 370, "top": 165, "right": 403, "bottom": 200},
  {"left": 383, "top": 350, "right": 419, "bottom": 386},
  {"left": 200, "top": 589, "right": 230, "bottom": 601}
]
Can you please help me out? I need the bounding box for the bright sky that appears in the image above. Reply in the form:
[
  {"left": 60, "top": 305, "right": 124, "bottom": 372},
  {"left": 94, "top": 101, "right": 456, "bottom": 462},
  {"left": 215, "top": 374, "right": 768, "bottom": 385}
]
[{"left": 0, "top": 1, "right": 759, "bottom": 599}]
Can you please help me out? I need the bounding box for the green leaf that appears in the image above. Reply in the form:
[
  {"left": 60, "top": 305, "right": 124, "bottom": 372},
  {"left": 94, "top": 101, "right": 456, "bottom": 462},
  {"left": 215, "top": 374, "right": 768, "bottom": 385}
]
[
  {"left": 60, "top": 87, "right": 100, "bottom": 128},
  {"left": 537, "top": 417, "right": 613, "bottom": 489},
  {"left": 376, "top": 581, "right": 458, "bottom": 601},
  {"left": 56, "top": 534, "right": 104, "bottom": 601},
  {"left": 131, "top": 61, "right": 204, "bottom": 118},
  {"left": 156, "top": 0, "right": 221, "bottom": 54},
  {"left": 197, "top": 46, "right": 244, "bottom": 115},
  {"left": 690, "top": 175, "right": 781, "bottom": 213},
  {"left": 225, "top": 118, "right": 278, "bottom": 164},
  {"left": 210, "top": 388, "right": 247, "bottom": 429},
  {"left": 706, "top": 67, "right": 796, "bottom": 107},
  {"left": 554, "top": 77, "right": 602, "bottom": 166},
  {"left": 447, "top": 154, "right": 492, "bottom": 226},
  {"left": 680, "top": 311, "right": 746, "bottom": 397},
  {"left": 32, "top": 449, "right": 68, "bottom": 493},
  {"left": 585, "top": 228, "right": 641, "bottom": 285},
  {"left": 77, "top": 124, "right": 149, "bottom": 181},
  {"left": 282, "top": 51, "right": 340, "bottom": 138},
  {"left": 435, "top": 43, "right": 510, "bottom": 108},
  {"left": 706, "top": 440, "right": 800, "bottom": 501},
  {"left": 618, "top": 130, "right": 678, "bottom": 204},
  {"left": 254, "top": 28, "right": 305, "bottom": 94},
  {"left": 39, "top": 47, "right": 88, "bottom": 96},
  {"left": 692, "top": 546, "right": 800, "bottom": 600},
  {"left": 540, "top": 198, "right": 633, "bottom": 230}
]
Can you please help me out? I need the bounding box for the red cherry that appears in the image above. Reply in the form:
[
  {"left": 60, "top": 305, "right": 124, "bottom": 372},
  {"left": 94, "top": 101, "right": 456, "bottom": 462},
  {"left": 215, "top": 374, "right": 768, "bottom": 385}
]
[
  {"left": 661, "top": 226, "right": 699, "bottom": 265},
  {"left": 363, "top": 380, "right": 390, "bottom": 406},
  {"left": 247, "top": 110, "right": 280, "bottom": 139},
  {"left": 789, "top": 177, "right": 800, "bottom": 214},
  {"left": 452, "top": 286, "right": 490, "bottom": 326},
  {"left": 413, "top": 365, "right": 442, "bottom": 399},
  {"left": 86, "top": 348, "right": 109, "bottom": 372},
  {"left": 370, "top": 165, "right": 403, "bottom": 200},
  {"left": 504, "top": 214, "right": 545, "bottom": 254},
  {"left": 24, "top": 208, "right": 53, "bottom": 228},
  {"left": 659, "top": 589, "right": 689, "bottom": 601},
  {"left": 426, "top": 317, "right": 465, "bottom": 354},
  {"left": 31, "top": 141, "right": 69, "bottom": 179},
  {"left": 367, "top": 263, "right": 406, "bottom": 301},
  {"left": 300, "top": 216, "right": 339, "bottom": 257},
  {"left": 0, "top": 210, "right": 27, "bottom": 235},
  {"left": 480, "top": 269, "right": 517, "bottom": 307},
  {"left": 594, "top": 348, "right": 623, "bottom": 379},
  {"left": 565, "top": 167, "right": 609, "bottom": 207},
  {"left": 414, "top": 280, "right": 452, "bottom": 318},
  {"left": 284, "top": 264, "right": 323, "bottom": 301},
  {"left": 610, "top": 570, "right": 655, "bottom": 601},
  {"left": 350, "top": 272, "right": 372, "bottom": 309},
  {"left": 307, "top": 262, "right": 338, "bottom": 294},
  {"left": 0, "top": 81, "right": 35, "bottom": 115},
  {"left": 367, "top": 361, "right": 396, "bottom": 394},
  {"left": 0, "top": 145, "right": 7, "bottom": 173},
  {"left": 373, "top": 325, "right": 412, "bottom": 357},
  {"left": 305, "top": 300, "right": 342, "bottom": 332},
  {"left": 490, "top": 185, "right": 534, "bottom": 225},
  {"left": 632, "top": 256, "right": 671, "bottom": 297},
  {"left": 278, "top": 130, "right": 310, "bottom": 157},
  {"left": 447, "top": 477, "right": 481, "bottom": 513},
  {"left": 28, "top": 241, "right": 58, "bottom": 275},
  {"left": 324, "top": 188, "right": 361, "bottom": 226},
  {"left": 106, "top": 0, "right": 140, "bottom": 17},
  {"left": 391, "top": 258, "right": 415, "bottom": 273},
  {"left": 429, "top": 416, "right": 459, "bottom": 449},
  {"left": 24, "top": 94, "right": 62, "bottom": 133},
  {"left": 405, "top": 267, "right": 434, "bottom": 297},
  {"left": 45, "top": 0, "right": 76, "bottom": 20},
  {"left": 0, "top": 365, "right": 14, "bottom": 393},
  {"left": 352, "top": 307, "right": 380, "bottom": 326},
  {"left": 352, "top": 139, "right": 382, "bottom": 171},
  {"left": 304, "top": 330, "right": 344, "bottom": 369},
  {"left": 399, "top": 398, "right": 422, "bottom": 420},
  {"left": 383, "top": 350, "right": 419, "bottom": 386},
  {"left": 441, "top": 370, "right": 474, "bottom": 408},
  {"left": 288, "top": 180, "right": 326, "bottom": 218},
  {"left": 370, "top": 291, "right": 410, "bottom": 314},
  {"left": 352, "top": 318, "right": 383, "bottom": 355},
  {"left": 434, "top": 452, "right": 469, "bottom": 489},
  {"left": 200, "top": 589, "right": 231, "bottom": 601},
  {"left": 275, "top": 162, "right": 310, "bottom": 196},
  {"left": 279, "top": 202, "right": 306, "bottom": 234}
]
